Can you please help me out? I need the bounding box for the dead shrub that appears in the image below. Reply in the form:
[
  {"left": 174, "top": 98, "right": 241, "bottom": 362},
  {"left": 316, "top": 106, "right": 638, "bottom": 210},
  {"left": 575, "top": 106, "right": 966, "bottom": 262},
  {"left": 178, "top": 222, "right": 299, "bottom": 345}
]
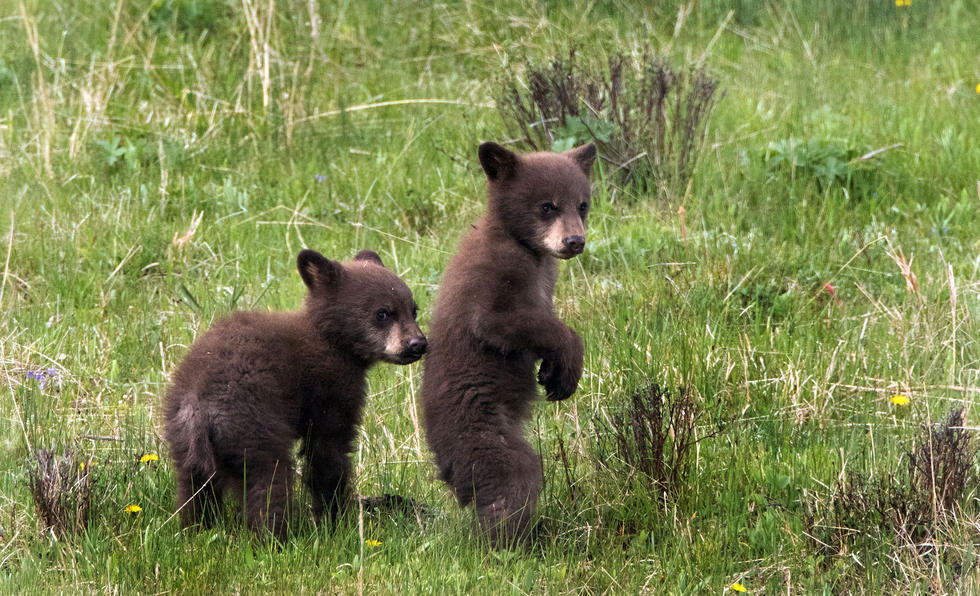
[
  {"left": 496, "top": 47, "right": 721, "bottom": 197},
  {"left": 806, "top": 408, "right": 978, "bottom": 553},
  {"left": 907, "top": 408, "right": 975, "bottom": 513},
  {"left": 26, "top": 447, "right": 95, "bottom": 538},
  {"left": 595, "top": 383, "right": 723, "bottom": 499}
]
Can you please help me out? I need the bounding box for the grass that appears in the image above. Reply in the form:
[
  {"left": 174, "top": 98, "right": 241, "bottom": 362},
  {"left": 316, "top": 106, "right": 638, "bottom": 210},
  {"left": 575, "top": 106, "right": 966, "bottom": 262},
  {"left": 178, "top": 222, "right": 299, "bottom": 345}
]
[{"left": 2, "top": 0, "right": 979, "bottom": 592}]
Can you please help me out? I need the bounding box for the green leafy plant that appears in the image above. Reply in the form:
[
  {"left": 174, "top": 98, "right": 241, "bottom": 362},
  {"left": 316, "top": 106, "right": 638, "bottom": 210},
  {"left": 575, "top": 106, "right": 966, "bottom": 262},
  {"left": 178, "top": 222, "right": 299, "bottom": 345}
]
[
  {"left": 147, "top": 0, "right": 232, "bottom": 35},
  {"left": 762, "top": 137, "right": 883, "bottom": 198}
]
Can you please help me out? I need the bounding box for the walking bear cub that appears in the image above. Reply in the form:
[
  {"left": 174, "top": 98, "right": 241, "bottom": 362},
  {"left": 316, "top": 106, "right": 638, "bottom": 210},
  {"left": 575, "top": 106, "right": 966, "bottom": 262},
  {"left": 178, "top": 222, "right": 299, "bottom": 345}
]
[
  {"left": 421, "top": 141, "right": 596, "bottom": 547},
  {"left": 164, "top": 249, "right": 426, "bottom": 540}
]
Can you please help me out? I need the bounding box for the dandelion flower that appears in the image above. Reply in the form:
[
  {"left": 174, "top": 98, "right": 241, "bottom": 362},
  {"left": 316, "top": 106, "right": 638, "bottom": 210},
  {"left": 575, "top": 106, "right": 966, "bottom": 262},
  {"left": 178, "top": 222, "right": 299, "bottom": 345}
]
[
  {"left": 890, "top": 394, "right": 911, "bottom": 406},
  {"left": 124, "top": 504, "right": 142, "bottom": 514},
  {"left": 364, "top": 539, "right": 382, "bottom": 547},
  {"left": 140, "top": 453, "right": 160, "bottom": 463},
  {"left": 731, "top": 582, "right": 747, "bottom": 593},
  {"left": 975, "top": 83, "right": 980, "bottom": 94},
  {"left": 894, "top": 0, "right": 910, "bottom": 6}
]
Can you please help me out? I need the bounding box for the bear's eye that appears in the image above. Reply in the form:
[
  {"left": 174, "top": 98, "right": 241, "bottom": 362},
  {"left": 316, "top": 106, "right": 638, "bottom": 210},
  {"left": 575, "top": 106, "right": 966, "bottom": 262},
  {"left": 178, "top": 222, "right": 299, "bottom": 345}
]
[
  {"left": 578, "top": 202, "right": 589, "bottom": 215},
  {"left": 540, "top": 203, "right": 557, "bottom": 217},
  {"left": 412, "top": 304, "right": 419, "bottom": 319},
  {"left": 376, "top": 308, "right": 391, "bottom": 322}
]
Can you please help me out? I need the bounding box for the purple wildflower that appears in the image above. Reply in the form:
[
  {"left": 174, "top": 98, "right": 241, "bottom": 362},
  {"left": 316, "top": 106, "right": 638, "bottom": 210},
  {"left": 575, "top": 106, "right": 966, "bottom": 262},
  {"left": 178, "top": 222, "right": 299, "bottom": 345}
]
[
  {"left": 25, "top": 368, "right": 60, "bottom": 391},
  {"left": 314, "top": 174, "right": 327, "bottom": 183}
]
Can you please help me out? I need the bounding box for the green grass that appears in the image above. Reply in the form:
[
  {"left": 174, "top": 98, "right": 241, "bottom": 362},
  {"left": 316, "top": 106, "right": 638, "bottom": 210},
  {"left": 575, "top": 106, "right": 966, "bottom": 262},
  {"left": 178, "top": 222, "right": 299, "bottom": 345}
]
[{"left": 2, "top": 0, "right": 979, "bottom": 592}]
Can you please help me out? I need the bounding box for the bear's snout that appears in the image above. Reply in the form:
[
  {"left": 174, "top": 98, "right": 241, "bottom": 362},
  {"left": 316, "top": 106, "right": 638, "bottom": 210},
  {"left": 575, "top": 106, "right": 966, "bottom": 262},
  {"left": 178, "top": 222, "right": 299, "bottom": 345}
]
[
  {"left": 392, "top": 335, "right": 427, "bottom": 363},
  {"left": 562, "top": 235, "right": 585, "bottom": 255},
  {"left": 404, "top": 336, "right": 428, "bottom": 357}
]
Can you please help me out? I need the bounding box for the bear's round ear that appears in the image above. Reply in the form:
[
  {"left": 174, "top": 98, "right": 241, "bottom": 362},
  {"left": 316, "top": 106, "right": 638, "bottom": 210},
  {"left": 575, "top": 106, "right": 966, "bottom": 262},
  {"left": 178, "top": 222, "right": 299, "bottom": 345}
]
[
  {"left": 353, "top": 250, "right": 385, "bottom": 267},
  {"left": 297, "top": 249, "right": 342, "bottom": 290},
  {"left": 478, "top": 142, "right": 519, "bottom": 182},
  {"left": 565, "top": 142, "right": 597, "bottom": 177}
]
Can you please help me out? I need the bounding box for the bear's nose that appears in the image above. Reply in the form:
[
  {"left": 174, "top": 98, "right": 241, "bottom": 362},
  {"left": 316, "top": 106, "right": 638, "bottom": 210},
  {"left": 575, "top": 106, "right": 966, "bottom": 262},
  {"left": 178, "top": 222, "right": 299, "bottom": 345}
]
[
  {"left": 562, "top": 235, "right": 585, "bottom": 254},
  {"left": 406, "top": 336, "right": 428, "bottom": 356}
]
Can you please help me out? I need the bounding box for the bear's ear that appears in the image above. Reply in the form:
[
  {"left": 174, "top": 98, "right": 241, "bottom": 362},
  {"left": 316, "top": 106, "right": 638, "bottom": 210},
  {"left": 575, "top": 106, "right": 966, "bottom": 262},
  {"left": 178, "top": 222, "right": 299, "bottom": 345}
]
[
  {"left": 565, "top": 142, "right": 597, "bottom": 177},
  {"left": 353, "top": 250, "right": 385, "bottom": 267},
  {"left": 297, "top": 249, "right": 343, "bottom": 290},
  {"left": 478, "top": 142, "right": 519, "bottom": 182}
]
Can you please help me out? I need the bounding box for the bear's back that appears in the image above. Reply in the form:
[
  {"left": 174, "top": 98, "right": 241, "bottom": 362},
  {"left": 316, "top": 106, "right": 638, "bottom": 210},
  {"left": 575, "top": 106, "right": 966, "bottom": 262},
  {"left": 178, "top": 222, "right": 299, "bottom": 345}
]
[{"left": 167, "top": 311, "right": 316, "bottom": 412}]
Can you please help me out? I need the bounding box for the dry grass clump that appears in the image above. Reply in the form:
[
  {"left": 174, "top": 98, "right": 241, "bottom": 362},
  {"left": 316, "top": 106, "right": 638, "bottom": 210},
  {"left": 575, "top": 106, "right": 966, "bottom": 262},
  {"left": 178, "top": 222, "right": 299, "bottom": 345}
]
[{"left": 26, "top": 447, "right": 95, "bottom": 539}]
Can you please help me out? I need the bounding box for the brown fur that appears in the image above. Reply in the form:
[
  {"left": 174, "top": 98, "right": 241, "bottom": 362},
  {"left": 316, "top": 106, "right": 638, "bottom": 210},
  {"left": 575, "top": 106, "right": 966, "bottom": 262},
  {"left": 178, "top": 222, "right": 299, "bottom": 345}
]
[
  {"left": 163, "top": 249, "right": 426, "bottom": 541},
  {"left": 421, "top": 142, "right": 596, "bottom": 547}
]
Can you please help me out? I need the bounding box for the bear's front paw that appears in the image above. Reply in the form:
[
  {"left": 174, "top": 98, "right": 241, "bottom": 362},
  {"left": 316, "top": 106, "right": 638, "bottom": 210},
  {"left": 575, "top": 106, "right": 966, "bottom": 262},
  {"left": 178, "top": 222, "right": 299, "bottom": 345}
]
[
  {"left": 542, "top": 361, "right": 581, "bottom": 401},
  {"left": 537, "top": 360, "right": 554, "bottom": 387},
  {"left": 541, "top": 328, "right": 583, "bottom": 401}
]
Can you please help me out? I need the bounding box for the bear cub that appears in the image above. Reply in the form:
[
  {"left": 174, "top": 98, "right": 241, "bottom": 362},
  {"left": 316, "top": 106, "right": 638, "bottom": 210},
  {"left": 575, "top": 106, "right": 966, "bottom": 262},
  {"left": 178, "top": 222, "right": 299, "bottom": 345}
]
[
  {"left": 421, "top": 141, "right": 596, "bottom": 547},
  {"left": 164, "top": 249, "right": 426, "bottom": 540}
]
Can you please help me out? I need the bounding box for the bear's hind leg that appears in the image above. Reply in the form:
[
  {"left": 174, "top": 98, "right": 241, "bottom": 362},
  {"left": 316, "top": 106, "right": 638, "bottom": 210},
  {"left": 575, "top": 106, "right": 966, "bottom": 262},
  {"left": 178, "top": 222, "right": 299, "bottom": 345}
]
[
  {"left": 242, "top": 454, "right": 295, "bottom": 542},
  {"left": 467, "top": 434, "right": 543, "bottom": 549},
  {"left": 177, "top": 466, "right": 224, "bottom": 529}
]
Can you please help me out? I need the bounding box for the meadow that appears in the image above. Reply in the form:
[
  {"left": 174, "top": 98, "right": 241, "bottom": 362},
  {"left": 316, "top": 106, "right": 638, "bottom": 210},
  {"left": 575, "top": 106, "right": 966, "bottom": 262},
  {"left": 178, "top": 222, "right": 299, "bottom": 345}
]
[{"left": 1, "top": 0, "right": 979, "bottom": 592}]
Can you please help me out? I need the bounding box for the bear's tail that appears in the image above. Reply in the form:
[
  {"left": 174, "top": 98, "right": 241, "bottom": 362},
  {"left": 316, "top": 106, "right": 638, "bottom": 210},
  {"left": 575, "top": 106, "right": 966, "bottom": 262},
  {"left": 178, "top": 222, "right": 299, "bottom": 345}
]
[{"left": 168, "top": 392, "right": 217, "bottom": 477}]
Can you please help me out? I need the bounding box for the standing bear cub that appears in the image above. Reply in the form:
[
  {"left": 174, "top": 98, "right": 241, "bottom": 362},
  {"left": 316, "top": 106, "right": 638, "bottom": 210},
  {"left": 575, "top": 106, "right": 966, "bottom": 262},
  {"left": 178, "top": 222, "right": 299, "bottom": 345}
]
[
  {"left": 164, "top": 249, "right": 426, "bottom": 541},
  {"left": 421, "top": 141, "right": 596, "bottom": 547}
]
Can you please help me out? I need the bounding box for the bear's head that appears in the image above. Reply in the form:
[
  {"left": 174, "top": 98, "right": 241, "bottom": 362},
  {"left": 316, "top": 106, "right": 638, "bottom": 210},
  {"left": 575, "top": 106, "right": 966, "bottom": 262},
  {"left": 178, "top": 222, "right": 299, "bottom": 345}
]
[
  {"left": 478, "top": 141, "right": 596, "bottom": 260},
  {"left": 297, "top": 249, "right": 427, "bottom": 365}
]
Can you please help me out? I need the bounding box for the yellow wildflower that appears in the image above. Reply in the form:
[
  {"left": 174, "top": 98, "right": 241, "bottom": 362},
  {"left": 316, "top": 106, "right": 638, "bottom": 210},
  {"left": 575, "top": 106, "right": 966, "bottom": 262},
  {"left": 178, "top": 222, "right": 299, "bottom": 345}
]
[
  {"left": 894, "top": 0, "right": 910, "bottom": 6},
  {"left": 364, "top": 539, "right": 382, "bottom": 547},
  {"left": 731, "top": 582, "right": 747, "bottom": 593},
  {"left": 140, "top": 453, "right": 160, "bottom": 463},
  {"left": 975, "top": 83, "right": 980, "bottom": 94},
  {"left": 890, "top": 394, "right": 911, "bottom": 406},
  {"left": 124, "top": 504, "right": 142, "bottom": 514}
]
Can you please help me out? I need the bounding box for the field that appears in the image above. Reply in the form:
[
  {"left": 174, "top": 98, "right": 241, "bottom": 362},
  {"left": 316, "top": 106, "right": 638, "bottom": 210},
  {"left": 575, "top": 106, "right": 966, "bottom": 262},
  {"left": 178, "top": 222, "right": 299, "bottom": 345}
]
[{"left": 2, "top": 0, "right": 980, "bottom": 592}]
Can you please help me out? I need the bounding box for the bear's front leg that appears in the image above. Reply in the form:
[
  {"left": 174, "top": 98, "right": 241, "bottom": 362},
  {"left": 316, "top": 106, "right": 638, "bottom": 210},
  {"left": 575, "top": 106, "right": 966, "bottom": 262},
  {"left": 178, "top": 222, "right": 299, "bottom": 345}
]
[
  {"left": 538, "top": 324, "right": 584, "bottom": 401},
  {"left": 302, "top": 436, "right": 353, "bottom": 522}
]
